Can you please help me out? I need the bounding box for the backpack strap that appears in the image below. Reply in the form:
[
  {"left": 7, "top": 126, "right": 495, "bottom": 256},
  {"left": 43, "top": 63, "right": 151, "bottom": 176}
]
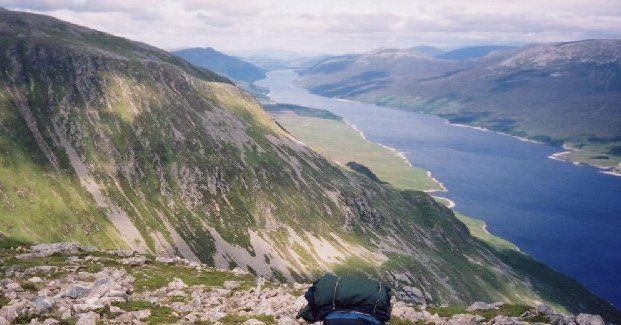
[
  {"left": 372, "top": 281, "right": 382, "bottom": 314},
  {"left": 332, "top": 276, "right": 341, "bottom": 310}
]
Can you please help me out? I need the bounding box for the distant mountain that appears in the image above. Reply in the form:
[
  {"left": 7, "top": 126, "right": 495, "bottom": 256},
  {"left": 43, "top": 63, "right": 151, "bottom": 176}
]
[
  {"left": 436, "top": 45, "right": 515, "bottom": 60},
  {"left": 236, "top": 49, "right": 330, "bottom": 70},
  {"left": 174, "top": 47, "right": 266, "bottom": 83},
  {"left": 297, "top": 40, "right": 621, "bottom": 174},
  {"left": 410, "top": 45, "right": 444, "bottom": 56}
]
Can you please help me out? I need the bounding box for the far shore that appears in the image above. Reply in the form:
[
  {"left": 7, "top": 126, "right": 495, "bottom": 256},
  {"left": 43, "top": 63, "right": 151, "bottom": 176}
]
[{"left": 325, "top": 91, "right": 621, "bottom": 179}]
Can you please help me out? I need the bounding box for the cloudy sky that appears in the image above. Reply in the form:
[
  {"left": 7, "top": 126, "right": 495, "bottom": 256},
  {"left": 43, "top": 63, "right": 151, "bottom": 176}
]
[{"left": 2, "top": 0, "right": 621, "bottom": 54}]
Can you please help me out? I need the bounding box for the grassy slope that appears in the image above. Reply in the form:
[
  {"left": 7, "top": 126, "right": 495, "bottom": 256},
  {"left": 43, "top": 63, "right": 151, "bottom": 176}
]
[
  {"left": 0, "top": 88, "right": 127, "bottom": 249},
  {"left": 264, "top": 104, "right": 441, "bottom": 191}
]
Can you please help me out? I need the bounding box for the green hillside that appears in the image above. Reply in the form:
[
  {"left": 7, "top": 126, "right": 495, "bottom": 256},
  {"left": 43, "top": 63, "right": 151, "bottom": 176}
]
[{"left": 0, "top": 8, "right": 619, "bottom": 321}]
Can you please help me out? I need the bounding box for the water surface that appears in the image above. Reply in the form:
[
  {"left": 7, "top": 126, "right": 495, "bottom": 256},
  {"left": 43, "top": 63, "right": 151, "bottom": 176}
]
[{"left": 257, "top": 70, "right": 621, "bottom": 307}]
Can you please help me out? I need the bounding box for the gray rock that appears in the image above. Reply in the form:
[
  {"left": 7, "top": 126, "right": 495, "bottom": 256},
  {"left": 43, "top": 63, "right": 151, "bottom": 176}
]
[
  {"left": 401, "top": 286, "right": 427, "bottom": 305},
  {"left": 575, "top": 314, "right": 605, "bottom": 325},
  {"left": 0, "top": 299, "right": 30, "bottom": 323},
  {"left": 63, "top": 284, "right": 91, "bottom": 299},
  {"left": 466, "top": 301, "right": 498, "bottom": 312},
  {"left": 223, "top": 280, "right": 241, "bottom": 290},
  {"left": 17, "top": 242, "right": 87, "bottom": 259},
  {"left": 549, "top": 315, "right": 577, "bottom": 325},
  {"left": 115, "top": 309, "right": 151, "bottom": 322},
  {"left": 535, "top": 304, "right": 554, "bottom": 316},
  {"left": 277, "top": 317, "right": 298, "bottom": 325},
  {"left": 122, "top": 256, "right": 147, "bottom": 266},
  {"left": 72, "top": 302, "right": 104, "bottom": 313},
  {"left": 167, "top": 278, "right": 188, "bottom": 290},
  {"left": 32, "top": 296, "right": 54, "bottom": 314},
  {"left": 75, "top": 312, "right": 99, "bottom": 325},
  {"left": 449, "top": 314, "right": 482, "bottom": 325},
  {"left": 155, "top": 256, "right": 176, "bottom": 264},
  {"left": 489, "top": 315, "right": 525, "bottom": 325}
]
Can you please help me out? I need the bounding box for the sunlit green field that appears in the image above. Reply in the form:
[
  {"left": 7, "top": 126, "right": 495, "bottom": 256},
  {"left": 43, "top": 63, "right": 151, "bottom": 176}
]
[{"left": 266, "top": 104, "right": 442, "bottom": 191}]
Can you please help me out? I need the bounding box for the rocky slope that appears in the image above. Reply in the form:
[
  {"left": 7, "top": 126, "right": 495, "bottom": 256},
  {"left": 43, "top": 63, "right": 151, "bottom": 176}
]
[
  {"left": 0, "top": 8, "right": 619, "bottom": 321},
  {"left": 297, "top": 40, "right": 621, "bottom": 173},
  {"left": 0, "top": 242, "right": 611, "bottom": 325}
]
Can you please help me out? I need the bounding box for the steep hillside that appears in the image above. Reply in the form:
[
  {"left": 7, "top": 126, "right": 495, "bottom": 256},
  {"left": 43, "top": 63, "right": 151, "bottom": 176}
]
[
  {"left": 0, "top": 8, "right": 619, "bottom": 321},
  {"left": 297, "top": 40, "right": 621, "bottom": 174},
  {"left": 174, "top": 47, "right": 266, "bottom": 83}
]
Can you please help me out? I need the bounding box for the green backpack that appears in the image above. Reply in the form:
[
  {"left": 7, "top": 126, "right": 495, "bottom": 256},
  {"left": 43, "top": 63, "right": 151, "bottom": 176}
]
[{"left": 297, "top": 274, "right": 392, "bottom": 322}]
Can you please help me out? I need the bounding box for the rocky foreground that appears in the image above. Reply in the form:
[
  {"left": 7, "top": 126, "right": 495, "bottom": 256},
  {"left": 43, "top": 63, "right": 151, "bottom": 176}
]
[{"left": 0, "top": 243, "right": 609, "bottom": 325}]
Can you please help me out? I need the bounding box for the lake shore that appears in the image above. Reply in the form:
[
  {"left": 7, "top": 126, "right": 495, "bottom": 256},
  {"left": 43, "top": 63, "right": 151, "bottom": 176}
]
[
  {"left": 262, "top": 102, "right": 443, "bottom": 192},
  {"left": 331, "top": 93, "right": 621, "bottom": 178},
  {"left": 257, "top": 70, "right": 621, "bottom": 309}
]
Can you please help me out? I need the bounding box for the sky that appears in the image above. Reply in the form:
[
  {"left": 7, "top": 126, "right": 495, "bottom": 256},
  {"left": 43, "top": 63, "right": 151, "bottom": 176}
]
[{"left": 1, "top": 0, "right": 621, "bottom": 55}]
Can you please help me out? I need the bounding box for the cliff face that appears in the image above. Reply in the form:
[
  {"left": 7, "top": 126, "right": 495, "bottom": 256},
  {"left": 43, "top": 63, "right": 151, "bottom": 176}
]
[{"left": 0, "top": 8, "right": 619, "bottom": 321}]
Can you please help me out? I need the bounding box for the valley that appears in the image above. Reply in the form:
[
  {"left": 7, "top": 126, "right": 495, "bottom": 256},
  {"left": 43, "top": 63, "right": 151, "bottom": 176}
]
[
  {"left": 295, "top": 41, "right": 621, "bottom": 176},
  {"left": 0, "top": 6, "right": 620, "bottom": 324},
  {"left": 257, "top": 69, "right": 621, "bottom": 313}
]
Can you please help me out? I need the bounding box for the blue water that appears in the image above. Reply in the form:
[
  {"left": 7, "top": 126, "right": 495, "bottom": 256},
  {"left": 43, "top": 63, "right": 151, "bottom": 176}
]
[{"left": 257, "top": 70, "right": 621, "bottom": 308}]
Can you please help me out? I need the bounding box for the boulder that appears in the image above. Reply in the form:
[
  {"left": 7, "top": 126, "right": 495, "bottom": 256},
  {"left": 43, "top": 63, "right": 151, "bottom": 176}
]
[
  {"left": 223, "top": 280, "right": 241, "bottom": 290},
  {"left": 489, "top": 315, "right": 525, "bottom": 325},
  {"left": 28, "top": 277, "right": 44, "bottom": 284},
  {"left": 277, "top": 316, "right": 298, "bottom": 325},
  {"left": 122, "top": 256, "right": 147, "bottom": 266},
  {"left": 155, "top": 256, "right": 176, "bottom": 264},
  {"left": 167, "top": 278, "right": 188, "bottom": 291},
  {"left": 549, "top": 315, "right": 577, "bottom": 325},
  {"left": 449, "top": 314, "right": 483, "bottom": 325},
  {"left": 401, "top": 286, "right": 428, "bottom": 305},
  {"left": 32, "top": 296, "right": 54, "bottom": 314},
  {"left": 63, "top": 284, "right": 91, "bottom": 299},
  {"left": 575, "top": 314, "right": 605, "bottom": 325},
  {"left": 0, "top": 299, "right": 30, "bottom": 323},
  {"left": 535, "top": 304, "right": 555, "bottom": 316},
  {"left": 115, "top": 309, "right": 151, "bottom": 322},
  {"left": 75, "top": 312, "right": 99, "bottom": 325},
  {"left": 17, "top": 242, "right": 94, "bottom": 259}
]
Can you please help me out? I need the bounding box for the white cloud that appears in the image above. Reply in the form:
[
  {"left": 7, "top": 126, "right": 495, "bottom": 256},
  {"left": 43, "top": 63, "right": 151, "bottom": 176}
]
[{"left": 1, "top": 0, "right": 620, "bottom": 54}]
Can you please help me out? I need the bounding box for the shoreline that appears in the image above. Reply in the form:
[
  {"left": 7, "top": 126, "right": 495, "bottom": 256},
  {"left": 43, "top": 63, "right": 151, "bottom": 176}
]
[
  {"left": 547, "top": 145, "right": 621, "bottom": 177},
  {"left": 344, "top": 120, "right": 447, "bottom": 192},
  {"left": 263, "top": 88, "right": 449, "bottom": 192},
  {"left": 336, "top": 93, "right": 621, "bottom": 179},
  {"left": 432, "top": 195, "right": 456, "bottom": 208}
]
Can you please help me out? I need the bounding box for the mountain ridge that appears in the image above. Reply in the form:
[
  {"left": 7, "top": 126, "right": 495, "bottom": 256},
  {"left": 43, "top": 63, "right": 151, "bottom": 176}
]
[
  {"left": 0, "top": 8, "right": 619, "bottom": 321},
  {"left": 296, "top": 39, "right": 621, "bottom": 174},
  {"left": 173, "top": 47, "right": 266, "bottom": 83}
]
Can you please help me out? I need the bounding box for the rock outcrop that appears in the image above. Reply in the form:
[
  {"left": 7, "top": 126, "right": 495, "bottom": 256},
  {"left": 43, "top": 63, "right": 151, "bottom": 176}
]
[{"left": 0, "top": 243, "right": 613, "bottom": 325}]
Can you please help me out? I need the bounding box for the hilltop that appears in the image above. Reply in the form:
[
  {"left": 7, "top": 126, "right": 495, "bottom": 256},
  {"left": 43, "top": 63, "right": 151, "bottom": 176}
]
[{"left": 173, "top": 48, "right": 266, "bottom": 83}]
